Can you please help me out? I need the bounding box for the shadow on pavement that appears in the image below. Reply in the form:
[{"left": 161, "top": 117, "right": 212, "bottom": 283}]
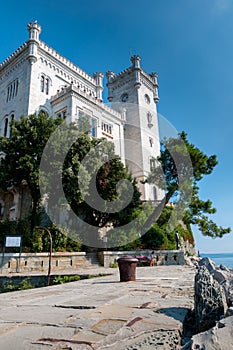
[{"left": 156, "top": 306, "right": 189, "bottom": 322}]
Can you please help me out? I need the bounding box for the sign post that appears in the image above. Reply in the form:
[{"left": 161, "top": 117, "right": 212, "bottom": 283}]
[{"left": 1, "top": 235, "right": 22, "bottom": 273}]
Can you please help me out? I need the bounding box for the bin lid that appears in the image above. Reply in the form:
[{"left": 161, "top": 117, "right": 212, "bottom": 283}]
[{"left": 117, "top": 255, "right": 138, "bottom": 263}]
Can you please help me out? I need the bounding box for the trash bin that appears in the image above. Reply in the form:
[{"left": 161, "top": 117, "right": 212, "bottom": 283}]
[{"left": 117, "top": 255, "right": 138, "bottom": 282}]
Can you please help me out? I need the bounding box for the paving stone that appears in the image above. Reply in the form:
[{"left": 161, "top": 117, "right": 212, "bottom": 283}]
[{"left": 0, "top": 265, "right": 196, "bottom": 349}]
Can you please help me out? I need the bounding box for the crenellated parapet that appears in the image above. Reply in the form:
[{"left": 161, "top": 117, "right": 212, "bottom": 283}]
[
  {"left": 50, "top": 84, "right": 123, "bottom": 122},
  {"left": 105, "top": 56, "right": 159, "bottom": 103},
  {"left": 0, "top": 43, "right": 28, "bottom": 71},
  {"left": 39, "top": 40, "right": 96, "bottom": 85},
  {"left": 106, "top": 67, "right": 132, "bottom": 83}
]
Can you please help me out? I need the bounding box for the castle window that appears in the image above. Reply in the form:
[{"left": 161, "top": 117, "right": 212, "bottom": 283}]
[
  {"left": 153, "top": 186, "right": 157, "bottom": 200},
  {"left": 10, "top": 85, "right": 13, "bottom": 100},
  {"left": 56, "top": 109, "right": 67, "bottom": 119},
  {"left": 4, "top": 118, "right": 8, "bottom": 137},
  {"left": 121, "top": 93, "right": 128, "bottom": 102},
  {"left": 6, "top": 79, "right": 19, "bottom": 102},
  {"left": 39, "top": 109, "right": 48, "bottom": 116},
  {"left": 78, "top": 111, "right": 96, "bottom": 137},
  {"left": 15, "top": 79, "right": 19, "bottom": 96},
  {"left": 40, "top": 74, "right": 51, "bottom": 94},
  {"left": 150, "top": 157, "right": 156, "bottom": 171},
  {"left": 7, "top": 87, "right": 9, "bottom": 101},
  {"left": 149, "top": 137, "right": 153, "bottom": 147},
  {"left": 45, "top": 78, "right": 49, "bottom": 95},
  {"left": 144, "top": 94, "right": 150, "bottom": 104},
  {"left": 40, "top": 76, "right": 45, "bottom": 92},
  {"left": 147, "top": 112, "right": 152, "bottom": 123},
  {"left": 10, "top": 114, "right": 14, "bottom": 137},
  {"left": 91, "top": 118, "right": 96, "bottom": 137},
  {"left": 101, "top": 122, "right": 112, "bottom": 135}
]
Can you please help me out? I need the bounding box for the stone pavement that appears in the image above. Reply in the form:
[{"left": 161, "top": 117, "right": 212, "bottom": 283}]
[{"left": 0, "top": 265, "right": 196, "bottom": 350}]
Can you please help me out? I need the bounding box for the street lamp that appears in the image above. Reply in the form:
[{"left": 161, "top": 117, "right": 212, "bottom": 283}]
[{"left": 35, "top": 226, "right": 52, "bottom": 286}]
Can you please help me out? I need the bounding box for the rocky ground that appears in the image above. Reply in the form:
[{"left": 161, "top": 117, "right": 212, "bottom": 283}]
[{"left": 182, "top": 256, "right": 233, "bottom": 350}]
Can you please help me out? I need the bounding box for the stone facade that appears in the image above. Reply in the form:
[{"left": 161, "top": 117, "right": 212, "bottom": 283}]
[{"left": 0, "top": 21, "right": 163, "bottom": 220}]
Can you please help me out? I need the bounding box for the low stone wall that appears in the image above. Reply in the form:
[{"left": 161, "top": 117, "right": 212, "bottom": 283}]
[
  {"left": 99, "top": 250, "right": 185, "bottom": 268},
  {"left": 0, "top": 252, "right": 87, "bottom": 274}
]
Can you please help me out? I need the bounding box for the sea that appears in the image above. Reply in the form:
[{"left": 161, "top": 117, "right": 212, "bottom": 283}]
[{"left": 200, "top": 253, "right": 233, "bottom": 269}]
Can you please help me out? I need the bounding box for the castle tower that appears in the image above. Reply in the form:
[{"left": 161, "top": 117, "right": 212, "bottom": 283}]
[
  {"left": 27, "top": 21, "right": 41, "bottom": 64},
  {"left": 106, "top": 56, "right": 161, "bottom": 201},
  {"left": 93, "top": 72, "right": 104, "bottom": 100}
]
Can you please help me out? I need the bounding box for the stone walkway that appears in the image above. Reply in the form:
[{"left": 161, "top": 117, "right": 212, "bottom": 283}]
[{"left": 0, "top": 265, "right": 196, "bottom": 350}]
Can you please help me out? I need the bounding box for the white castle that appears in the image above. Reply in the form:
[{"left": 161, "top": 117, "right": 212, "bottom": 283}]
[{"left": 0, "top": 21, "right": 162, "bottom": 220}]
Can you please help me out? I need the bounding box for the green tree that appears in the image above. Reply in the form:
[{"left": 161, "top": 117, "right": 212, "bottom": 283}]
[
  {"left": 61, "top": 134, "right": 142, "bottom": 230},
  {"left": 0, "top": 112, "right": 63, "bottom": 232},
  {"left": 0, "top": 113, "right": 141, "bottom": 245},
  {"left": 147, "top": 132, "right": 231, "bottom": 238}
]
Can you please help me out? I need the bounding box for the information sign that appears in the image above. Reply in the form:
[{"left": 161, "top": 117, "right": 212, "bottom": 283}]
[{"left": 5, "top": 236, "right": 22, "bottom": 248}]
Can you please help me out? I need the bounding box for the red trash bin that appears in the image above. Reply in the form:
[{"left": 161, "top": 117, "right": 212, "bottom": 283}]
[{"left": 117, "top": 255, "right": 138, "bottom": 282}]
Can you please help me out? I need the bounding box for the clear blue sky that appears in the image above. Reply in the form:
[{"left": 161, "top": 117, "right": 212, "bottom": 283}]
[{"left": 1, "top": 0, "right": 232, "bottom": 253}]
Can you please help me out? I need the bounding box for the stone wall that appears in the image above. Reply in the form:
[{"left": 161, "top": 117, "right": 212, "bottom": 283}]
[
  {"left": 0, "top": 252, "right": 87, "bottom": 274},
  {"left": 98, "top": 250, "right": 185, "bottom": 268},
  {"left": 0, "top": 250, "right": 186, "bottom": 273}
]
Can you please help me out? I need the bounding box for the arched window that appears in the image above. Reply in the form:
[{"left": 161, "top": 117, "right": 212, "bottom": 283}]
[
  {"left": 9, "top": 85, "right": 13, "bottom": 100},
  {"left": 12, "top": 81, "right": 16, "bottom": 98},
  {"left": 4, "top": 118, "right": 8, "bottom": 137},
  {"left": 6, "top": 79, "right": 19, "bottom": 102},
  {"left": 10, "top": 114, "right": 14, "bottom": 137},
  {"left": 40, "top": 76, "right": 45, "bottom": 92},
  {"left": 45, "top": 78, "right": 49, "bottom": 95},
  {"left": 39, "top": 109, "right": 48, "bottom": 117},
  {"left": 150, "top": 157, "right": 156, "bottom": 171},
  {"left": 153, "top": 186, "right": 157, "bottom": 200},
  {"left": 40, "top": 75, "right": 51, "bottom": 95},
  {"left": 7, "top": 86, "right": 10, "bottom": 102},
  {"left": 15, "top": 80, "right": 19, "bottom": 96}
]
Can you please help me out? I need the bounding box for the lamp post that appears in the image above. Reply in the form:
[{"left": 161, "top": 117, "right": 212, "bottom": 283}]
[{"left": 35, "top": 226, "right": 52, "bottom": 286}]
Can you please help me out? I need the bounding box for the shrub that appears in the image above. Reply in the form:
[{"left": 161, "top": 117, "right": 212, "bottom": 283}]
[
  {"left": 53, "top": 275, "right": 81, "bottom": 284},
  {"left": 109, "top": 261, "right": 118, "bottom": 268}
]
